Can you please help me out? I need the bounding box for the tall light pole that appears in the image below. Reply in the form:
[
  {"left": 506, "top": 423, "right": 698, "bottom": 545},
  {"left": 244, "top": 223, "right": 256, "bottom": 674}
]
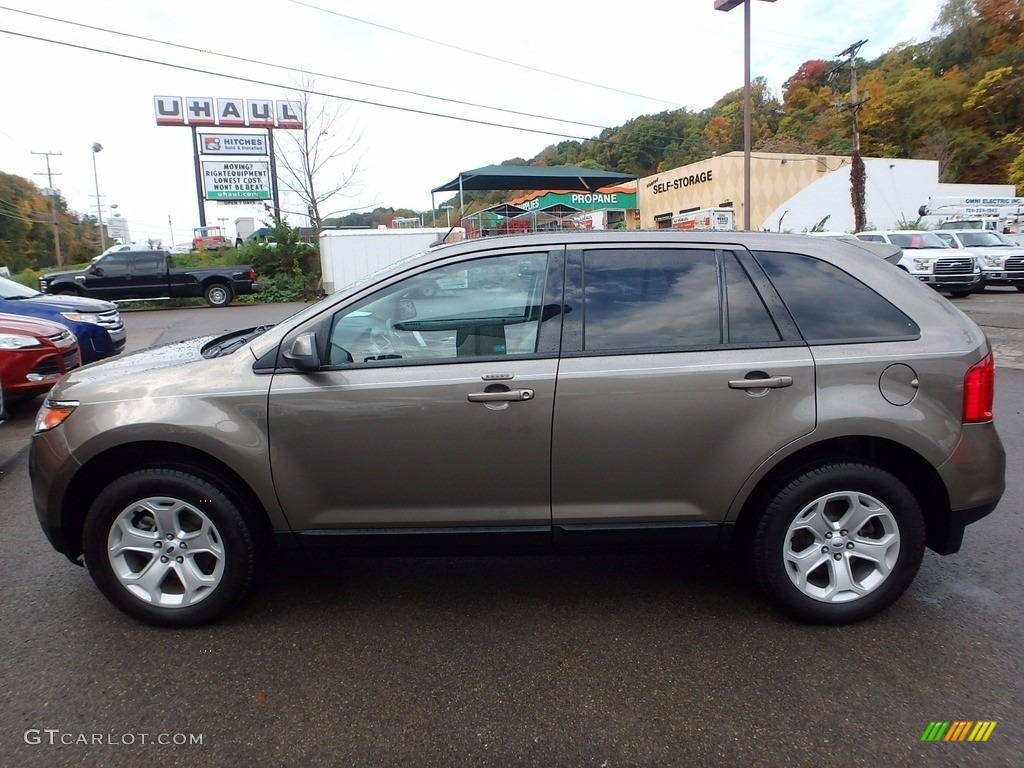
[
  {"left": 714, "top": 0, "right": 777, "bottom": 231},
  {"left": 91, "top": 142, "right": 106, "bottom": 250},
  {"left": 441, "top": 204, "right": 454, "bottom": 227}
]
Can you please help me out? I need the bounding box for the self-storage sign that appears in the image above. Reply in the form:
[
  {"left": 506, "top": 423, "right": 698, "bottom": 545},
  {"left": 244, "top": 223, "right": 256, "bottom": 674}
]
[
  {"left": 202, "top": 161, "right": 271, "bottom": 200},
  {"left": 200, "top": 133, "right": 268, "bottom": 156}
]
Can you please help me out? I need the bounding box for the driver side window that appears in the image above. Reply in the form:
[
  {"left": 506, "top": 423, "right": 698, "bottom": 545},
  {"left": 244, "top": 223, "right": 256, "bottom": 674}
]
[{"left": 327, "top": 252, "right": 548, "bottom": 366}]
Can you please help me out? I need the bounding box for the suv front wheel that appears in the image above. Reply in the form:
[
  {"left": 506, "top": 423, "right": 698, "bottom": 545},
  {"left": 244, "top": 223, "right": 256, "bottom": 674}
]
[
  {"left": 752, "top": 463, "right": 925, "bottom": 624},
  {"left": 82, "top": 468, "right": 259, "bottom": 627}
]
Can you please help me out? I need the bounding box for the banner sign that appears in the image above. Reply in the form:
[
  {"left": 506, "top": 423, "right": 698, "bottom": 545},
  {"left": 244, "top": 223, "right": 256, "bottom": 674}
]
[
  {"left": 199, "top": 133, "right": 268, "bottom": 156},
  {"left": 202, "top": 161, "right": 271, "bottom": 200},
  {"left": 516, "top": 189, "right": 638, "bottom": 213}
]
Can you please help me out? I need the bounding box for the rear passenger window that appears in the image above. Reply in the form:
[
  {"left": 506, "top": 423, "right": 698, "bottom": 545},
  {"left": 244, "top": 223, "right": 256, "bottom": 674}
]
[
  {"left": 582, "top": 249, "right": 721, "bottom": 351},
  {"left": 753, "top": 251, "right": 920, "bottom": 343}
]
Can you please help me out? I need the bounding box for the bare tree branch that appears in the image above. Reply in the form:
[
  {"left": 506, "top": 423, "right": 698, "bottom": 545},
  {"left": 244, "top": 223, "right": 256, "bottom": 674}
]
[{"left": 275, "top": 72, "right": 365, "bottom": 228}]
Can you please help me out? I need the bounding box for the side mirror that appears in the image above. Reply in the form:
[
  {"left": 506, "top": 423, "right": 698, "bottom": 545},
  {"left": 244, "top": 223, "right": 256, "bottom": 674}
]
[{"left": 282, "top": 332, "right": 321, "bottom": 372}]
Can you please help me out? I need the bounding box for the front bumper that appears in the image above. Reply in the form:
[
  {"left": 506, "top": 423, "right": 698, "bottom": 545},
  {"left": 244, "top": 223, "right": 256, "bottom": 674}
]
[{"left": 916, "top": 274, "right": 982, "bottom": 290}]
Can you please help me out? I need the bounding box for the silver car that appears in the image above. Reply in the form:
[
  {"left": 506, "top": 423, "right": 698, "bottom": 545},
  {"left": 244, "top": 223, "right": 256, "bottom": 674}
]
[{"left": 30, "top": 232, "right": 1006, "bottom": 627}]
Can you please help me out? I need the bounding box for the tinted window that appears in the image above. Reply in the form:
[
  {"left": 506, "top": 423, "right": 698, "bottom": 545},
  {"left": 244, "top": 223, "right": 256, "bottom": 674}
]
[
  {"left": 130, "top": 253, "right": 165, "bottom": 273},
  {"left": 327, "top": 253, "right": 547, "bottom": 365},
  {"left": 582, "top": 249, "right": 720, "bottom": 351},
  {"left": 96, "top": 253, "right": 128, "bottom": 276},
  {"left": 724, "top": 252, "right": 781, "bottom": 343},
  {"left": 753, "top": 251, "right": 920, "bottom": 343}
]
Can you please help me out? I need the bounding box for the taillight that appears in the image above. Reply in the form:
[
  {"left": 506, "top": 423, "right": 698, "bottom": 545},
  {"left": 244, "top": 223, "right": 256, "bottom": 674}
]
[
  {"left": 248, "top": 267, "right": 257, "bottom": 281},
  {"left": 963, "top": 353, "right": 995, "bottom": 423}
]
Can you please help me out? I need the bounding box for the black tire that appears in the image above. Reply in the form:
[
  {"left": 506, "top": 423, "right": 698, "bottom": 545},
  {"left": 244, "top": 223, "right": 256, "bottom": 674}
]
[
  {"left": 82, "top": 468, "right": 259, "bottom": 627},
  {"left": 948, "top": 290, "right": 972, "bottom": 298},
  {"left": 204, "top": 282, "right": 232, "bottom": 307},
  {"left": 752, "top": 463, "right": 924, "bottom": 624},
  {"left": 1016, "top": 285, "right": 1024, "bottom": 292}
]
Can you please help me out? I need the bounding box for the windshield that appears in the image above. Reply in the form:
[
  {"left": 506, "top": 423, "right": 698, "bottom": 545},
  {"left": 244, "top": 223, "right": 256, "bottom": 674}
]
[
  {"left": 959, "top": 232, "right": 1007, "bottom": 247},
  {"left": 889, "top": 232, "right": 949, "bottom": 249},
  {"left": 993, "top": 233, "right": 1021, "bottom": 247},
  {"left": 0, "top": 274, "right": 42, "bottom": 299}
]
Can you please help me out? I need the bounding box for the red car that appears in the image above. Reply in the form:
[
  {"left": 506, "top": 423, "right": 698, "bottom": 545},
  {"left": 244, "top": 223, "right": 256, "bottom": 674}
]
[{"left": 0, "top": 312, "right": 82, "bottom": 404}]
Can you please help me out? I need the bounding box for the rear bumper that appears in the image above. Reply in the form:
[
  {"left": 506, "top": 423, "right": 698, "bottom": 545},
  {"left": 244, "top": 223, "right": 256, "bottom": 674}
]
[{"left": 931, "top": 422, "right": 1005, "bottom": 554}]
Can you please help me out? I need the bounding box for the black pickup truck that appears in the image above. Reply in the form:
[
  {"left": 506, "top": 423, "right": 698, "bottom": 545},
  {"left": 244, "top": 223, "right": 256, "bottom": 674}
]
[{"left": 40, "top": 250, "right": 260, "bottom": 307}]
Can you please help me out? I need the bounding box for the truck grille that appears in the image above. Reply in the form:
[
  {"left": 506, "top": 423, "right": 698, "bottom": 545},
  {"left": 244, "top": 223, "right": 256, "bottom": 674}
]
[
  {"left": 1006, "top": 256, "right": 1024, "bottom": 272},
  {"left": 934, "top": 258, "right": 975, "bottom": 276}
]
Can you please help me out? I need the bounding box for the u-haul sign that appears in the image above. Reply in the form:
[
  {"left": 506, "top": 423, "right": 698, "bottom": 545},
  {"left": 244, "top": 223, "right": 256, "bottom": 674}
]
[
  {"left": 202, "top": 161, "right": 271, "bottom": 200},
  {"left": 154, "top": 96, "right": 303, "bottom": 128},
  {"left": 199, "top": 133, "right": 268, "bottom": 156}
]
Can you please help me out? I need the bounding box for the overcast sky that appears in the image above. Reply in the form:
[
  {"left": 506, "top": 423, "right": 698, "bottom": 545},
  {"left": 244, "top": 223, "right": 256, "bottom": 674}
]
[{"left": 0, "top": 0, "right": 946, "bottom": 246}]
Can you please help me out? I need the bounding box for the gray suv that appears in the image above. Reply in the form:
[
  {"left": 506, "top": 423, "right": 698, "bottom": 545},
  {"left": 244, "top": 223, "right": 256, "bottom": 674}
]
[{"left": 30, "top": 232, "right": 1005, "bottom": 627}]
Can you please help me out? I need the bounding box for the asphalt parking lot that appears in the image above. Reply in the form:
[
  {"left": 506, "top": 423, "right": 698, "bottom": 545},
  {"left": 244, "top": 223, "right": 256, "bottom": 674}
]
[{"left": 1, "top": 293, "right": 1023, "bottom": 766}]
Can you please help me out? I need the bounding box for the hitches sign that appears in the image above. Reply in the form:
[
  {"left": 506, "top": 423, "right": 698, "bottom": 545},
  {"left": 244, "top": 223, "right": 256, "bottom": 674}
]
[
  {"left": 154, "top": 96, "right": 303, "bottom": 128},
  {"left": 200, "top": 133, "right": 268, "bottom": 155},
  {"left": 202, "top": 161, "right": 271, "bottom": 200}
]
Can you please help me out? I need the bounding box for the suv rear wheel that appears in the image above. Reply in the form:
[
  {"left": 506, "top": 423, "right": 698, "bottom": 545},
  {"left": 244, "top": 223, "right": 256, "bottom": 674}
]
[
  {"left": 82, "top": 468, "right": 258, "bottom": 627},
  {"left": 752, "top": 463, "right": 925, "bottom": 624}
]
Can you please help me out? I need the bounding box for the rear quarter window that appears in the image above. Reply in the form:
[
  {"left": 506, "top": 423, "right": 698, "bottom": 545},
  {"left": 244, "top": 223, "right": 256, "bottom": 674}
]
[{"left": 752, "top": 250, "right": 920, "bottom": 344}]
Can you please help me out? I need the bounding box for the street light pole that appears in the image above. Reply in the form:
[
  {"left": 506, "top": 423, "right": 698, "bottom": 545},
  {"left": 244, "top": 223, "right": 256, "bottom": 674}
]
[
  {"left": 714, "top": 0, "right": 777, "bottom": 231},
  {"left": 91, "top": 142, "right": 106, "bottom": 250}
]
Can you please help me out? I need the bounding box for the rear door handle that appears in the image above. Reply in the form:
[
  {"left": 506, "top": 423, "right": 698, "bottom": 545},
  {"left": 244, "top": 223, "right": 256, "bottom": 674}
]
[
  {"left": 467, "top": 389, "right": 535, "bottom": 402},
  {"left": 728, "top": 376, "right": 793, "bottom": 389}
]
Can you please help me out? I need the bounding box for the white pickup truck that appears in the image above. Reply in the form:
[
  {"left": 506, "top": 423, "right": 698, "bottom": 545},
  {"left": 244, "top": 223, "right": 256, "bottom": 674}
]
[
  {"left": 933, "top": 229, "right": 1024, "bottom": 291},
  {"left": 855, "top": 230, "right": 982, "bottom": 297}
]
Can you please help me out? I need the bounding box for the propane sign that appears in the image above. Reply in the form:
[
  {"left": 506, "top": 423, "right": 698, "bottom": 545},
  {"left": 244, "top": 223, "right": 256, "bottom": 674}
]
[
  {"left": 202, "top": 161, "right": 271, "bottom": 200},
  {"left": 200, "top": 133, "right": 268, "bottom": 155}
]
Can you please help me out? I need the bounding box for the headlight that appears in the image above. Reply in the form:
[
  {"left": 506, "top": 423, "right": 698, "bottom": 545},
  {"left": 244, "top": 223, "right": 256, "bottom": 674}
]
[
  {"left": 60, "top": 311, "right": 101, "bottom": 324},
  {"left": 981, "top": 255, "right": 1004, "bottom": 268},
  {"left": 35, "top": 399, "right": 79, "bottom": 432},
  {"left": 0, "top": 332, "right": 43, "bottom": 349},
  {"left": 912, "top": 258, "right": 933, "bottom": 272}
]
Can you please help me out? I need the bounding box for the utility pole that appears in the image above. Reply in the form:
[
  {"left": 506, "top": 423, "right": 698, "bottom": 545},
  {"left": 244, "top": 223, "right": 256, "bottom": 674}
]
[
  {"left": 31, "top": 150, "right": 63, "bottom": 266},
  {"left": 835, "top": 40, "right": 869, "bottom": 232}
]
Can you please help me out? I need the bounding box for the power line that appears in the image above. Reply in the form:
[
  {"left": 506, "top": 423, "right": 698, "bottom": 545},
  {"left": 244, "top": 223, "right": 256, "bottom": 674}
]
[
  {"left": 0, "top": 27, "right": 722, "bottom": 155},
  {"left": 0, "top": 5, "right": 614, "bottom": 133},
  {"left": 286, "top": 0, "right": 685, "bottom": 108}
]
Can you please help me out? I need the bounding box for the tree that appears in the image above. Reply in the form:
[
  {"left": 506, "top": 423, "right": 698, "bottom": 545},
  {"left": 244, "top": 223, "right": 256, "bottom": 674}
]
[{"left": 276, "top": 74, "right": 364, "bottom": 230}]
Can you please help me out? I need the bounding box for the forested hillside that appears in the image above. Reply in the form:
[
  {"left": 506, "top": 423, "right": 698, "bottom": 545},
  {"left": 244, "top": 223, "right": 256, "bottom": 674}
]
[{"left": 448, "top": 0, "right": 1024, "bottom": 211}]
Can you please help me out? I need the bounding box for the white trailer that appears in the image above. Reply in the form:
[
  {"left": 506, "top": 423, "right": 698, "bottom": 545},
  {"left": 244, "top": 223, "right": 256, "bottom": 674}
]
[{"left": 319, "top": 227, "right": 465, "bottom": 293}]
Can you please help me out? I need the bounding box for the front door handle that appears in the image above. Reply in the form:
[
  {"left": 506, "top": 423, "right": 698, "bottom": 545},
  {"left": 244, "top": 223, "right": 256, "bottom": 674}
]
[
  {"left": 467, "top": 389, "right": 535, "bottom": 402},
  {"left": 728, "top": 375, "right": 793, "bottom": 390}
]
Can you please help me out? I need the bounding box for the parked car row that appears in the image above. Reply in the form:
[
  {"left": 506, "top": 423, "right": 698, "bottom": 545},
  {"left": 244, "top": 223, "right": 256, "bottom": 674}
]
[
  {"left": 0, "top": 274, "right": 125, "bottom": 408},
  {"left": 853, "top": 230, "right": 1024, "bottom": 296}
]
